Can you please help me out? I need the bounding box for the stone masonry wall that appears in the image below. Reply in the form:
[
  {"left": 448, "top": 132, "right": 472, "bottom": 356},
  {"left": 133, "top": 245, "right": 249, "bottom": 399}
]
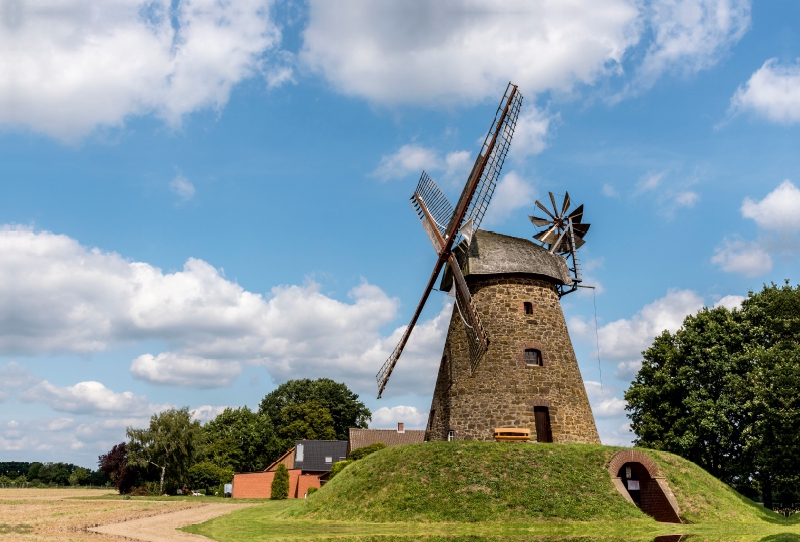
[{"left": 426, "top": 275, "right": 600, "bottom": 444}]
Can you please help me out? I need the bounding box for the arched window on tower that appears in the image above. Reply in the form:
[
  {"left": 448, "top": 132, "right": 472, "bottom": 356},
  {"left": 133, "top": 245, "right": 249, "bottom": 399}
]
[
  {"left": 524, "top": 348, "right": 542, "bottom": 366},
  {"left": 523, "top": 302, "right": 533, "bottom": 314}
]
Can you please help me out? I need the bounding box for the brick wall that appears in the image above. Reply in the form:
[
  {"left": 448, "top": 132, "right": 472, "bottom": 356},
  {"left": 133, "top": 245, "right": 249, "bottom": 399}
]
[
  {"left": 296, "top": 474, "right": 321, "bottom": 498},
  {"left": 427, "top": 275, "right": 600, "bottom": 443},
  {"left": 641, "top": 479, "right": 682, "bottom": 523},
  {"left": 233, "top": 469, "right": 311, "bottom": 499},
  {"left": 232, "top": 472, "right": 273, "bottom": 498},
  {"left": 287, "top": 469, "right": 301, "bottom": 498}
]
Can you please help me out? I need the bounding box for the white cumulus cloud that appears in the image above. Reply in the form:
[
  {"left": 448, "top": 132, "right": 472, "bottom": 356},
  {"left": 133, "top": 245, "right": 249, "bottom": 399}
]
[
  {"left": 0, "top": 226, "right": 449, "bottom": 397},
  {"left": 19, "top": 380, "right": 167, "bottom": 417},
  {"left": 372, "top": 144, "right": 443, "bottom": 181},
  {"left": 584, "top": 381, "right": 628, "bottom": 418},
  {"left": 300, "top": 0, "right": 641, "bottom": 105},
  {"left": 741, "top": 180, "right": 800, "bottom": 234},
  {"left": 731, "top": 59, "right": 800, "bottom": 124},
  {"left": 587, "top": 289, "right": 704, "bottom": 363},
  {"left": 191, "top": 405, "right": 231, "bottom": 422},
  {"left": 301, "top": 0, "right": 749, "bottom": 106},
  {"left": 508, "top": 107, "right": 555, "bottom": 160},
  {"left": 713, "top": 294, "right": 745, "bottom": 311},
  {"left": 0, "top": 0, "right": 281, "bottom": 141},
  {"left": 636, "top": 0, "right": 750, "bottom": 87},
  {"left": 370, "top": 405, "right": 429, "bottom": 429},
  {"left": 482, "top": 172, "right": 535, "bottom": 226},
  {"left": 711, "top": 237, "right": 772, "bottom": 277},
  {"left": 131, "top": 353, "right": 241, "bottom": 388},
  {"left": 372, "top": 144, "right": 473, "bottom": 184}
]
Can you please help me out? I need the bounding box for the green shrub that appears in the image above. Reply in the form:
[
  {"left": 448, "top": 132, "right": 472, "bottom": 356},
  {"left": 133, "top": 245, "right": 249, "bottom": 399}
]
[
  {"left": 188, "top": 462, "right": 234, "bottom": 493},
  {"left": 270, "top": 464, "right": 289, "bottom": 500},
  {"left": 349, "top": 442, "right": 386, "bottom": 461},
  {"left": 307, "top": 486, "right": 318, "bottom": 496},
  {"left": 328, "top": 460, "right": 352, "bottom": 479}
]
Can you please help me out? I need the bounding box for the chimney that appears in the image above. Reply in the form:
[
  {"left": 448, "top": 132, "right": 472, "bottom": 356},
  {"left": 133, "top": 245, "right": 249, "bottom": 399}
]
[{"left": 397, "top": 422, "right": 405, "bottom": 433}]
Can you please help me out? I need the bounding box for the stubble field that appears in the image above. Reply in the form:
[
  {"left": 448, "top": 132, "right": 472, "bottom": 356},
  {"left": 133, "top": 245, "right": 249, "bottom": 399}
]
[{"left": 0, "top": 488, "right": 252, "bottom": 541}]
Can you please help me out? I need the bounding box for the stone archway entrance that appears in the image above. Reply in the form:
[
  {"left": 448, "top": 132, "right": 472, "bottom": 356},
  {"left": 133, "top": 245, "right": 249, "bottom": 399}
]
[{"left": 607, "top": 450, "right": 682, "bottom": 523}]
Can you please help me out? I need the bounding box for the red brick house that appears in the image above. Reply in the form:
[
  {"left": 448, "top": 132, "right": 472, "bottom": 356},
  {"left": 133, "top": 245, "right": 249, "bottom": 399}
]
[
  {"left": 348, "top": 423, "right": 426, "bottom": 456},
  {"left": 232, "top": 440, "right": 347, "bottom": 499}
]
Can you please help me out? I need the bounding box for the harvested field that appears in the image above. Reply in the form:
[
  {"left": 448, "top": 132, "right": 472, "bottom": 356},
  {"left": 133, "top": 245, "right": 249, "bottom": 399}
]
[{"left": 0, "top": 488, "right": 252, "bottom": 541}]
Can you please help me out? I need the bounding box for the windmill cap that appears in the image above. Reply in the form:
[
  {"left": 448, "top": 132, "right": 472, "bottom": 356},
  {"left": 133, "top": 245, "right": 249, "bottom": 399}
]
[{"left": 440, "top": 229, "right": 573, "bottom": 291}]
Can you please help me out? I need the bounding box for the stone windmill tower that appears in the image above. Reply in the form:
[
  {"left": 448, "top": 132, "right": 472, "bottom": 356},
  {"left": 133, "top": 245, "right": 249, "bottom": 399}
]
[{"left": 376, "top": 83, "right": 599, "bottom": 444}]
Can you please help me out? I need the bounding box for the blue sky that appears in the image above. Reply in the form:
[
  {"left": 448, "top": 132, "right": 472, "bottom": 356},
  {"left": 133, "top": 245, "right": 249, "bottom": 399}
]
[{"left": 2, "top": 0, "right": 800, "bottom": 467}]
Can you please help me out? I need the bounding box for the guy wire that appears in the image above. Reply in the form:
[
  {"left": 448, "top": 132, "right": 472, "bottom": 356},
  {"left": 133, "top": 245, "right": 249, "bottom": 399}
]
[{"left": 593, "top": 286, "right": 603, "bottom": 393}]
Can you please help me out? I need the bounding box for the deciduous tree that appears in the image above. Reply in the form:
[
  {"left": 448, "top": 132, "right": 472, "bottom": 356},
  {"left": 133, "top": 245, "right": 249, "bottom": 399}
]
[
  {"left": 126, "top": 407, "right": 202, "bottom": 494},
  {"left": 626, "top": 283, "right": 800, "bottom": 506},
  {"left": 259, "top": 378, "right": 370, "bottom": 440},
  {"left": 202, "top": 407, "right": 281, "bottom": 472},
  {"left": 277, "top": 399, "right": 337, "bottom": 449}
]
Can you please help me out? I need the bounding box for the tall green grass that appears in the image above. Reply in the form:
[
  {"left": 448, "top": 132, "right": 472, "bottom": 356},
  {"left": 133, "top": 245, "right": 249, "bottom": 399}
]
[{"left": 291, "top": 442, "right": 779, "bottom": 524}]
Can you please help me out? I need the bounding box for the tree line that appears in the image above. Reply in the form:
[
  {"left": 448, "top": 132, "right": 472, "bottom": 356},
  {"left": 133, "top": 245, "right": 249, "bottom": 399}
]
[
  {"left": 0, "top": 461, "right": 110, "bottom": 487},
  {"left": 100, "top": 378, "right": 370, "bottom": 495},
  {"left": 626, "top": 283, "right": 800, "bottom": 510}
]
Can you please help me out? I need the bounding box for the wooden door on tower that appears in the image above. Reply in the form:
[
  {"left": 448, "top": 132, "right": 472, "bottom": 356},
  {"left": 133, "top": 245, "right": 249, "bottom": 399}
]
[{"left": 534, "top": 407, "right": 553, "bottom": 443}]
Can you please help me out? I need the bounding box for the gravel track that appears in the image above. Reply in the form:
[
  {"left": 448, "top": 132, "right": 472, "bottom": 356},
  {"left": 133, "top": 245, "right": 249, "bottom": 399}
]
[{"left": 89, "top": 502, "right": 255, "bottom": 541}]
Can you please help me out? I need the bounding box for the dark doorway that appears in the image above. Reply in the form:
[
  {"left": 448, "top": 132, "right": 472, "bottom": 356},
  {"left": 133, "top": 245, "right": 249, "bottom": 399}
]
[
  {"left": 533, "top": 406, "right": 553, "bottom": 443},
  {"left": 619, "top": 462, "right": 643, "bottom": 505},
  {"left": 617, "top": 462, "right": 681, "bottom": 523}
]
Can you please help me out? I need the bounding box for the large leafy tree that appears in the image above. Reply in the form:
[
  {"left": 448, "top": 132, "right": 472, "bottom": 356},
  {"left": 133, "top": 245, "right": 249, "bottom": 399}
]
[
  {"left": 277, "top": 399, "right": 337, "bottom": 448},
  {"left": 126, "top": 407, "right": 203, "bottom": 494},
  {"left": 625, "top": 306, "right": 749, "bottom": 485},
  {"left": 202, "top": 407, "right": 281, "bottom": 472},
  {"left": 258, "top": 378, "right": 371, "bottom": 440},
  {"left": 625, "top": 283, "right": 800, "bottom": 506}
]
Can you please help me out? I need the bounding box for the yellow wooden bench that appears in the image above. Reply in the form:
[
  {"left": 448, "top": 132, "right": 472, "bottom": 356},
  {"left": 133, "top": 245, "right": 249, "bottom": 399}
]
[{"left": 493, "top": 427, "right": 531, "bottom": 442}]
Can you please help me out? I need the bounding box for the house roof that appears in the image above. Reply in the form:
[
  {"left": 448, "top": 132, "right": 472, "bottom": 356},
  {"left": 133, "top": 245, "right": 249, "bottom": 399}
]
[
  {"left": 293, "top": 440, "right": 348, "bottom": 472},
  {"left": 264, "top": 446, "right": 295, "bottom": 472},
  {"left": 440, "top": 229, "right": 572, "bottom": 291},
  {"left": 348, "top": 428, "right": 426, "bottom": 451}
]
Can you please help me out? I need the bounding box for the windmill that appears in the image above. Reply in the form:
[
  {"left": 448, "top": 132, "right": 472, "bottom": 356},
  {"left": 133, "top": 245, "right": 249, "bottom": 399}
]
[
  {"left": 375, "top": 83, "right": 523, "bottom": 399},
  {"left": 529, "top": 192, "right": 590, "bottom": 297}
]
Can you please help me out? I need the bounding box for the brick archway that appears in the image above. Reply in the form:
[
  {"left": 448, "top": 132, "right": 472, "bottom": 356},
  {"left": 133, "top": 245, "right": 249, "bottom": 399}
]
[
  {"left": 607, "top": 449, "right": 660, "bottom": 478},
  {"left": 607, "top": 450, "right": 681, "bottom": 524}
]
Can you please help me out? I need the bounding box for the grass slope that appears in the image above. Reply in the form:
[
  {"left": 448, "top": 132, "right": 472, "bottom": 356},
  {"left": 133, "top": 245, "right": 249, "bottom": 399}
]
[{"left": 290, "top": 442, "right": 778, "bottom": 524}]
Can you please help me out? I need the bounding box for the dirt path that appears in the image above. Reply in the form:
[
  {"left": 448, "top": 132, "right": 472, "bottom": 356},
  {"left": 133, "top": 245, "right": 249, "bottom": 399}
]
[{"left": 89, "top": 502, "right": 255, "bottom": 541}]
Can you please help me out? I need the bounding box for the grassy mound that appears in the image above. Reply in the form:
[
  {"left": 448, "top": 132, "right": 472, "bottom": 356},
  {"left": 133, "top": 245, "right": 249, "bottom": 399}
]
[{"left": 290, "top": 442, "right": 778, "bottom": 524}]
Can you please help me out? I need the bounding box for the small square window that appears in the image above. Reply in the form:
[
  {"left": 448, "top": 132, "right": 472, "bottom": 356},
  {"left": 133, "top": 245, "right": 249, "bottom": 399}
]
[
  {"left": 325, "top": 456, "right": 332, "bottom": 463},
  {"left": 525, "top": 348, "right": 542, "bottom": 366},
  {"left": 524, "top": 302, "right": 534, "bottom": 314},
  {"left": 447, "top": 430, "right": 455, "bottom": 441}
]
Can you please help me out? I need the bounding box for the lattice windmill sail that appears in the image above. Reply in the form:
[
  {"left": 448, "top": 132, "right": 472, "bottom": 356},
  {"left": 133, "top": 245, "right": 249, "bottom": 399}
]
[
  {"left": 529, "top": 192, "right": 590, "bottom": 297},
  {"left": 376, "top": 83, "right": 522, "bottom": 398}
]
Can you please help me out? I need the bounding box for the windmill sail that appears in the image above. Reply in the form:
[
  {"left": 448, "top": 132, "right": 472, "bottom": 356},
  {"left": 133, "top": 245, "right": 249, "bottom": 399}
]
[
  {"left": 456, "top": 84, "right": 523, "bottom": 234},
  {"left": 376, "top": 83, "right": 522, "bottom": 398}
]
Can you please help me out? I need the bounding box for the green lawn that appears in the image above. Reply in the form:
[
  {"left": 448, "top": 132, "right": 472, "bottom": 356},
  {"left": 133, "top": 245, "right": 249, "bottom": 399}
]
[{"left": 183, "top": 500, "right": 800, "bottom": 541}]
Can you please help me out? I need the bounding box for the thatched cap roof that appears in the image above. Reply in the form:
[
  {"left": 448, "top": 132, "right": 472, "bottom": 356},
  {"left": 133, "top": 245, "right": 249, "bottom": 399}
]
[{"left": 440, "top": 229, "right": 572, "bottom": 291}]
